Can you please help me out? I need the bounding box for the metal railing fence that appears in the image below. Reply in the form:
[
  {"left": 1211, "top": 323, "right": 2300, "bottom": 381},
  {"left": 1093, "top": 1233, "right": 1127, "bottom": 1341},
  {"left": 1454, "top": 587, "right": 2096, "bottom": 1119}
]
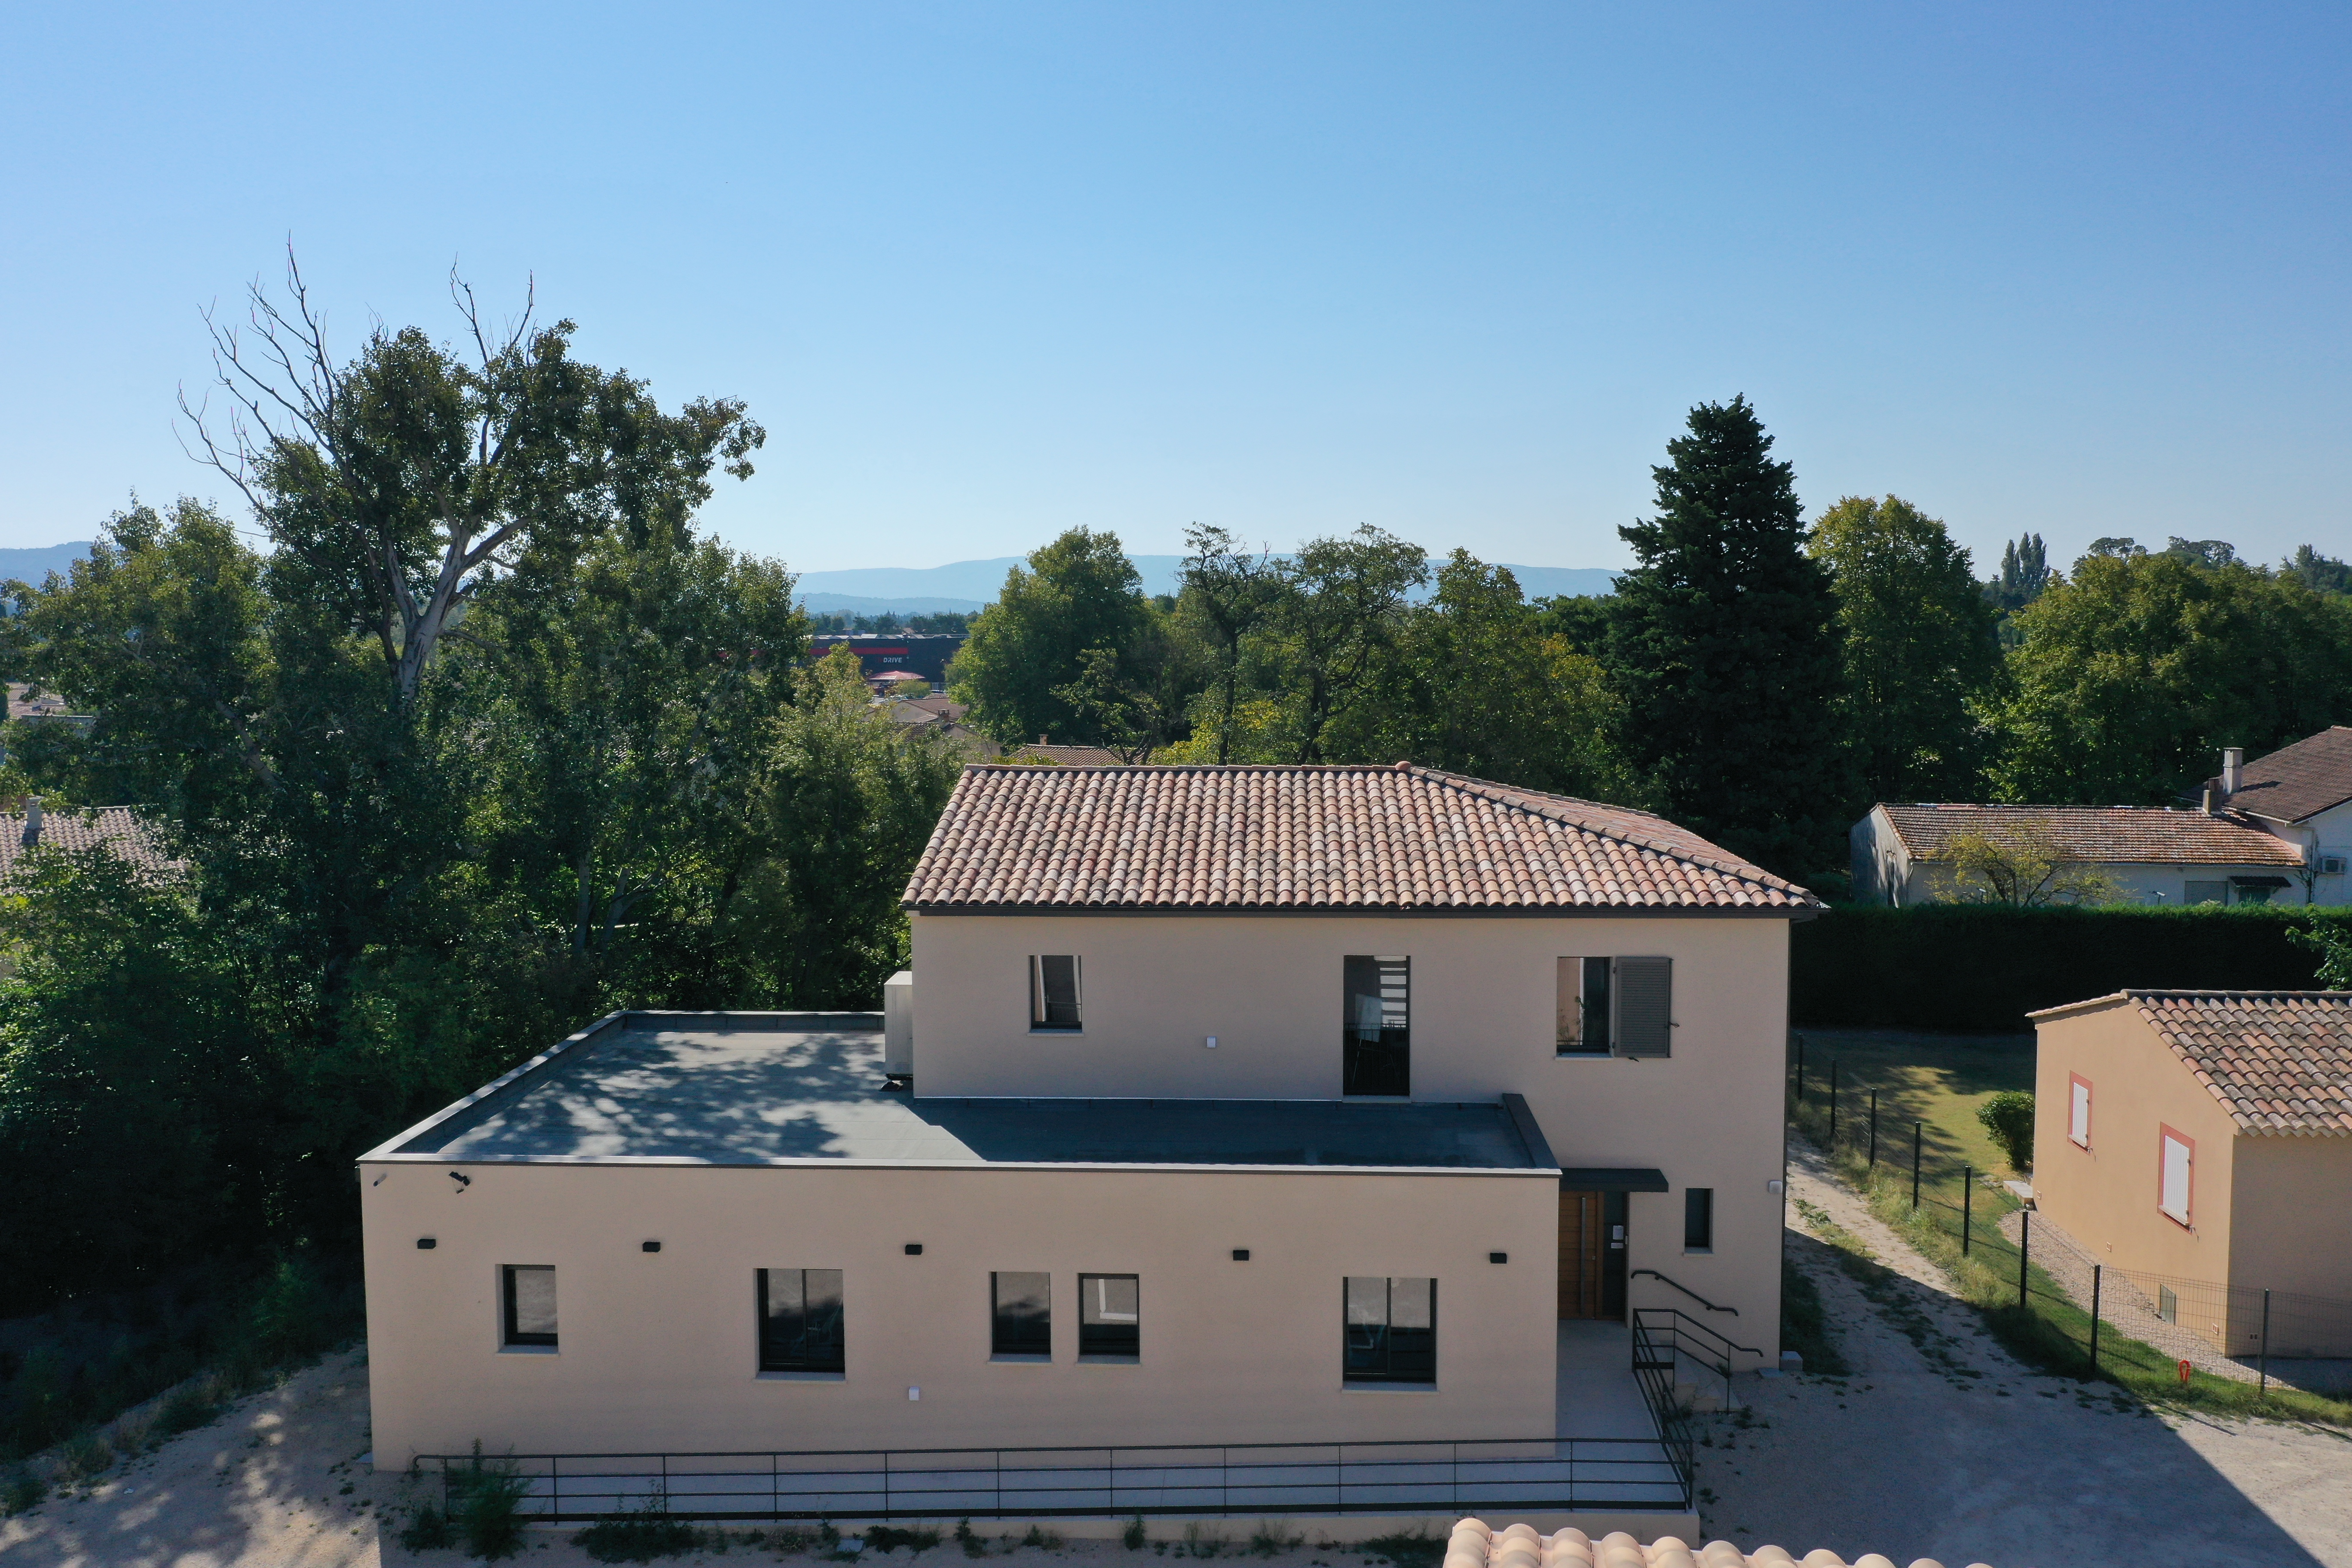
[{"left": 423, "top": 1434, "right": 1693, "bottom": 1524}]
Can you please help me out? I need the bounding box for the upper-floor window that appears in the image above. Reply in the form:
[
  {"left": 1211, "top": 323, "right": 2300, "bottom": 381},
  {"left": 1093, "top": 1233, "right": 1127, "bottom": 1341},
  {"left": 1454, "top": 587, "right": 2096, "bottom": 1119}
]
[
  {"left": 1555, "top": 957, "right": 1672, "bottom": 1057},
  {"left": 1344, "top": 1276, "right": 1434, "bottom": 1384},
  {"left": 2068, "top": 1075, "right": 2092, "bottom": 1149},
  {"left": 758, "top": 1268, "right": 845, "bottom": 1373},
  {"left": 1555, "top": 958, "right": 1612, "bottom": 1054},
  {"left": 502, "top": 1265, "right": 557, "bottom": 1348},
  {"left": 2159, "top": 1128, "right": 2193, "bottom": 1226},
  {"left": 1343, "top": 956, "right": 1410, "bottom": 1096},
  {"left": 1029, "top": 956, "right": 1082, "bottom": 1031}
]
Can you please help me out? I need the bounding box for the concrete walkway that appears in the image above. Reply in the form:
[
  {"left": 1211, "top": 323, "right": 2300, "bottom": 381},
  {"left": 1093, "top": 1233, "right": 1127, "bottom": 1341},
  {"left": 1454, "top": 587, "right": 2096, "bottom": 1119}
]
[{"left": 1688, "top": 1139, "right": 2352, "bottom": 1567}]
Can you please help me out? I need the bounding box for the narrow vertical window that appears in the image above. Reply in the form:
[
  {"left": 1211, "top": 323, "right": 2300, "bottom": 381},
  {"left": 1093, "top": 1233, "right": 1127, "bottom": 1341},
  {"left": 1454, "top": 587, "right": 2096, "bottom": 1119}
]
[
  {"left": 1556, "top": 958, "right": 1611, "bottom": 1054},
  {"left": 502, "top": 1265, "right": 557, "bottom": 1348},
  {"left": 1342, "top": 956, "right": 1410, "bottom": 1095},
  {"left": 1078, "top": 1274, "right": 1139, "bottom": 1359},
  {"left": 758, "top": 1269, "right": 845, "bottom": 1372},
  {"left": 1343, "top": 1276, "right": 1435, "bottom": 1384},
  {"left": 1683, "top": 1188, "right": 1714, "bottom": 1252},
  {"left": 1030, "top": 956, "right": 1082, "bottom": 1030},
  {"left": 2159, "top": 1129, "right": 2193, "bottom": 1225},
  {"left": 992, "top": 1271, "right": 1052, "bottom": 1358},
  {"left": 2068, "top": 1075, "right": 2092, "bottom": 1149}
]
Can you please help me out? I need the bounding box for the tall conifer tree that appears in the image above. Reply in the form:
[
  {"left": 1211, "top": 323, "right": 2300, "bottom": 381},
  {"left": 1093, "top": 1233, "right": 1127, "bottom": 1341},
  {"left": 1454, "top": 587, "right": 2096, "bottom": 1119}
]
[{"left": 1606, "top": 397, "right": 1851, "bottom": 879}]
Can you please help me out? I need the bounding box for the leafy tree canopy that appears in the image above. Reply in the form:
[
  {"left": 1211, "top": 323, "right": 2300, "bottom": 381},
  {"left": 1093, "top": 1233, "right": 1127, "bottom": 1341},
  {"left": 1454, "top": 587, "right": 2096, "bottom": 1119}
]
[{"left": 950, "top": 527, "right": 1164, "bottom": 746}]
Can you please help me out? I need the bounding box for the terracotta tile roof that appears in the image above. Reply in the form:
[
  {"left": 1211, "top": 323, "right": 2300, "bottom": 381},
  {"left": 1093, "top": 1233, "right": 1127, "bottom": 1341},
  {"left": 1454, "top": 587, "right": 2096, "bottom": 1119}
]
[
  {"left": 2032, "top": 991, "right": 2352, "bottom": 1136},
  {"left": 1446, "top": 1518, "right": 1981, "bottom": 1568},
  {"left": 6, "top": 682, "right": 81, "bottom": 723},
  {"left": 904, "top": 764, "right": 1818, "bottom": 913},
  {"left": 2207, "top": 726, "right": 2352, "bottom": 824},
  {"left": 0, "top": 805, "right": 182, "bottom": 888},
  {"left": 1877, "top": 803, "right": 2300, "bottom": 867}
]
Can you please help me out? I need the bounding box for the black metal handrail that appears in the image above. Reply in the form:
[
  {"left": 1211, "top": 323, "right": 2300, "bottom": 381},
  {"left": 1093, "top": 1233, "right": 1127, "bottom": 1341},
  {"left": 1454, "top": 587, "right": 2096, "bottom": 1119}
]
[
  {"left": 1635, "top": 1306, "right": 1761, "bottom": 1363},
  {"left": 423, "top": 1433, "right": 1691, "bottom": 1523},
  {"left": 1626, "top": 1316, "right": 1697, "bottom": 1495},
  {"left": 1629, "top": 1268, "right": 1739, "bottom": 1315}
]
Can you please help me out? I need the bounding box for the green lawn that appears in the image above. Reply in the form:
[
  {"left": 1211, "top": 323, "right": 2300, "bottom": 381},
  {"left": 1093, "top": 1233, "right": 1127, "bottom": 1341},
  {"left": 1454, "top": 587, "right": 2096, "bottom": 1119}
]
[{"left": 1789, "top": 1027, "right": 2035, "bottom": 1181}]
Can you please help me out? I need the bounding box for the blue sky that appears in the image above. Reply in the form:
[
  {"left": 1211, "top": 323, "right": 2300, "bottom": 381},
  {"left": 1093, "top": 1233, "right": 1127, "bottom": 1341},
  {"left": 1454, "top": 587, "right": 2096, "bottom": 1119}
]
[{"left": 2, "top": 3, "right": 2344, "bottom": 576}]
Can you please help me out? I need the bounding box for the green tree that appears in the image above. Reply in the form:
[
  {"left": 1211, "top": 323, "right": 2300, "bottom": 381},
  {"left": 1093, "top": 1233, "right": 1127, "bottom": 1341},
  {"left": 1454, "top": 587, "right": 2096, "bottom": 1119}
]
[
  {"left": 1982, "top": 552, "right": 2352, "bottom": 804},
  {"left": 1605, "top": 397, "right": 1850, "bottom": 877},
  {"left": 2287, "top": 546, "right": 2352, "bottom": 595},
  {"left": 1174, "top": 524, "right": 1280, "bottom": 763},
  {"left": 1809, "top": 495, "right": 2001, "bottom": 802},
  {"left": 951, "top": 528, "right": 1158, "bottom": 746},
  {"left": 1264, "top": 525, "right": 1429, "bottom": 763}
]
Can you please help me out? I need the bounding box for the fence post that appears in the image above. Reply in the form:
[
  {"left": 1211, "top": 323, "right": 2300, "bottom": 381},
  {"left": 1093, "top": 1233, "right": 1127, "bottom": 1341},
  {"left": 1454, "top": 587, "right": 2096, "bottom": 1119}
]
[
  {"left": 1868, "top": 1091, "right": 1878, "bottom": 1170},
  {"left": 2018, "top": 1210, "right": 2030, "bottom": 1307},
  {"left": 2088, "top": 1265, "right": 2102, "bottom": 1376},
  {"left": 1795, "top": 1035, "right": 1805, "bottom": 1103},
  {"left": 1962, "top": 1167, "right": 1972, "bottom": 1256},
  {"left": 1911, "top": 1121, "right": 1922, "bottom": 1209},
  {"left": 1829, "top": 1063, "right": 1839, "bottom": 1145},
  {"left": 2259, "top": 1289, "right": 2272, "bottom": 1398}
]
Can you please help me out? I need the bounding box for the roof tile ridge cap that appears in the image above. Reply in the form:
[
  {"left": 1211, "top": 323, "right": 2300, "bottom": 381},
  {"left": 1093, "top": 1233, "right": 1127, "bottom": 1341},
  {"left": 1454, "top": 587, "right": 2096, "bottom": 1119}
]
[{"left": 1415, "top": 766, "right": 1804, "bottom": 893}]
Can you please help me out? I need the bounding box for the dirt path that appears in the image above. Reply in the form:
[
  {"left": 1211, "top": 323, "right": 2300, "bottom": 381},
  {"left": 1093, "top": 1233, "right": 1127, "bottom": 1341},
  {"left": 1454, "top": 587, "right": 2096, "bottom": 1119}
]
[{"left": 1687, "top": 1142, "right": 2352, "bottom": 1567}]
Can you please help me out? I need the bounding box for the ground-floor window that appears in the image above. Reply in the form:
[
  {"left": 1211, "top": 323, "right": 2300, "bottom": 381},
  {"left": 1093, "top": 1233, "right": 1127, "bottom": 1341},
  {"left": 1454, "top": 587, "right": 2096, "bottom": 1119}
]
[
  {"left": 758, "top": 1268, "right": 845, "bottom": 1372},
  {"left": 992, "top": 1271, "right": 1052, "bottom": 1357},
  {"left": 1344, "top": 1276, "right": 1434, "bottom": 1384},
  {"left": 1682, "top": 1188, "right": 1713, "bottom": 1252},
  {"left": 1078, "top": 1274, "right": 1139, "bottom": 1357}
]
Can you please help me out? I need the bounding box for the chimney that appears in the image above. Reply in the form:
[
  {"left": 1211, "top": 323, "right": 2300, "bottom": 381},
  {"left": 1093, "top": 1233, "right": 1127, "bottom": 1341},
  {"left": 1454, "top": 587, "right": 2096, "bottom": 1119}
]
[
  {"left": 19, "top": 795, "right": 41, "bottom": 849},
  {"left": 2222, "top": 747, "right": 2244, "bottom": 796},
  {"left": 2200, "top": 786, "right": 2216, "bottom": 815},
  {"left": 1038, "top": 735, "right": 1048, "bottom": 746}
]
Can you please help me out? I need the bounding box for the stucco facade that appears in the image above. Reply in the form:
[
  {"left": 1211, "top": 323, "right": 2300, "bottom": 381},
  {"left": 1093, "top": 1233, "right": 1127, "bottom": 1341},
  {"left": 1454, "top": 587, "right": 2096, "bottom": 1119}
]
[{"left": 912, "top": 910, "right": 1789, "bottom": 1357}]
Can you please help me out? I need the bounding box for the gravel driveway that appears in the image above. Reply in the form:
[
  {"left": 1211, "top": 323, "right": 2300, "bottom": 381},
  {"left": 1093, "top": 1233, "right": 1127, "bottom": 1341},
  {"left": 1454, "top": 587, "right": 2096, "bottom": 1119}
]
[{"left": 1692, "top": 1144, "right": 2352, "bottom": 1567}]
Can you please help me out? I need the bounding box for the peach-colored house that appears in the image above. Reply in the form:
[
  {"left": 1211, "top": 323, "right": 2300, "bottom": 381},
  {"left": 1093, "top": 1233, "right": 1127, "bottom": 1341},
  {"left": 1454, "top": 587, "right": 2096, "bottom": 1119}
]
[
  {"left": 359, "top": 764, "right": 1819, "bottom": 1530},
  {"left": 2028, "top": 990, "right": 2352, "bottom": 1355}
]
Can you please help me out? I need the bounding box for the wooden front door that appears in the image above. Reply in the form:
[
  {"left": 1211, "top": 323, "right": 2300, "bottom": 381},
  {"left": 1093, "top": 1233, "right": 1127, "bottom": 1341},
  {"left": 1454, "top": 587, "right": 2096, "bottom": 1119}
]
[{"left": 1558, "top": 1191, "right": 1604, "bottom": 1318}]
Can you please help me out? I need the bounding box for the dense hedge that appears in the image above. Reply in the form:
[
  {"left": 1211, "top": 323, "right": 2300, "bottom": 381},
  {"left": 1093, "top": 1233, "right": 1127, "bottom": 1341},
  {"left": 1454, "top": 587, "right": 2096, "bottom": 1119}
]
[{"left": 1790, "top": 904, "right": 2352, "bottom": 1032}]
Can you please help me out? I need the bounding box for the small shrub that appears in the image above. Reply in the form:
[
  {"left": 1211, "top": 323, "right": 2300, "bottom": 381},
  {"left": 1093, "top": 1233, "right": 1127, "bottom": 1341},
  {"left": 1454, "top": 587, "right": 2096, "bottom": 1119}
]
[
  {"left": 156, "top": 1378, "right": 228, "bottom": 1436},
  {"left": 1247, "top": 1523, "right": 1300, "bottom": 1557},
  {"left": 1179, "top": 1523, "right": 1222, "bottom": 1559},
  {"left": 450, "top": 1445, "right": 535, "bottom": 1560},
  {"left": 576, "top": 1513, "right": 707, "bottom": 1562},
  {"left": 4, "top": 1470, "right": 47, "bottom": 1517},
  {"left": 868, "top": 1526, "right": 941, "bottom": 1553},
  {"left": 957, "top": 1519, "right": 985, "bottom": 1558},
  {"left": 1977, "top": 1090, "right": 2035, "bottom": 1173},
  {"left": 1022, "top": 1525, "right": 1064, "bottom": 1551},
  {"left": 58, "top": 1430, "right": 114, "bottom": 1482},
  {"left": 1123, "top": 1516, "right": 1149, "bottom": 1550},
  {"left": 1360, "top": 1533, "right": 1443, "bottom": 1568},
  {"left": 401, "top": 1502, "right": 458, "bottom": 1550}
]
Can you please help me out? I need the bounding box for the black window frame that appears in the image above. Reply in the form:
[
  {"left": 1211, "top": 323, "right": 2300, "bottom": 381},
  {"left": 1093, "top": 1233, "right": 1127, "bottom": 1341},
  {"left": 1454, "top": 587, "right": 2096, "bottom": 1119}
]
[
  {"left": 1556, "top": 956, "right": 1613, "bottom": 1055},
  {"left": 1030, "top": 956, "right": 1083, "bottom": 1031},
  {"left": 757, "top": 1268, "right": 846, "bottom": 1373},
  {"left": 991, "top": 1270, "right": 1052, "bottom": 1358},
  {"left": 1342, "top": 955, "right": 1411, "bottom": 1096},
  {"left": 1683, "top": 1188, "right": 1714, "bottom": 1252},
  {"left": 501, "top": 1264, "right": 558, "bottom": 1348},
  {"left": 1343, "top": 1275, "right": 1436, "bottom": 1385},
  {"left": 1077, "top": 1273, "right": 1140, "bottom": 1359}
]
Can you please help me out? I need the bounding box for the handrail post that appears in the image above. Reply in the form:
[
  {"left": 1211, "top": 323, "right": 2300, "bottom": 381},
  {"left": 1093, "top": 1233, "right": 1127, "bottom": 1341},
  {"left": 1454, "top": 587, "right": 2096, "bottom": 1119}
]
[
  {"left": 1911, "top": 1121, "right": 1922, "bottom": 1209},
  {"left": 1829, "top": 1062, "right": 1839, "bottom": 1145},
  {"left": 883, "top": 1448, "right": 891, "bottom": 1520},
  {"left": 1962, "top": 1167, "right": 1972, "bottom": 1256},
  {"left": 1795, "top": 1034, "right": 1804, "bottom": 1104},
  {"left": 2019, "top": 1210, "right": 2030, "bottom": 1307},
  {"left": 1868, "top": 1090, "right": 1877, "bottom": 1169},
  {"left": 2088, "top": 1265, "right": 2101, "bottom": 1376},
  {"left": 2259, "top": 1289, "right": 2272, "bottom": 1398}
]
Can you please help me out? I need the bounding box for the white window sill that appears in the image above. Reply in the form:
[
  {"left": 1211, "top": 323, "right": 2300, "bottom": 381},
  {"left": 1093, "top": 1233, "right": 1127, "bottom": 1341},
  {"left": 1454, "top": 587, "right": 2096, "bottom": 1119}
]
[
  {"left": 1682, "top": 1248, "right": 1714, "bottom": 1256},
  {"left": 1553, "top": 1051, "right": 1611, "bottom": 1061},
  {"left": 1342, "top": 1381, "right": 1438, "bottom": 1393},
  {"left": 499, "top": 1344, "right": 558, "bottom": 1355},
  {"left": 990, "top": 1352, "right": 1052, "bottom": 1364},
  {"left": 1028, "top": 1029, "right": 1084, "bottom": 1037},
  {"left": 1077, "top": 1354, "right": 1140, "bottom": 1366},
  {"left": 757, "top": 1370, "right": 846, "bottom": 1382}
]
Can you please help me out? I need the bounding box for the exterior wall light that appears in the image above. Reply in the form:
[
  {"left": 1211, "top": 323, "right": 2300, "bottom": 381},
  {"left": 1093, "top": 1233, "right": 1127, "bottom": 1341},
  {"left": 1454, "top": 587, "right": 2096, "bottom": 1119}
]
[
  {"left": 1231, "top": 1249, "right": 1250, "bottom": 1261},
  {"left": 416, "top": 1237, "right": 437, "bottom": 1250},
  {"left": 1489, "top": 1252, "right": 1508, "bottom": 1264},
  {"left": 642, "top": 1241, "right": 662, "bottom": 1253},
  {"left": 905, "top": 1243, "right": 924, "bottom": 1256}
]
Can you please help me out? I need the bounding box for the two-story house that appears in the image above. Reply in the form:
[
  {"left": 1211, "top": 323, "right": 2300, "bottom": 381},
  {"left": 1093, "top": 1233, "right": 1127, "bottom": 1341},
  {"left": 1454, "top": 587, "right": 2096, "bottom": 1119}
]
[{"left": 358, "top": 764, "right": 1815, "bottom": 1527}]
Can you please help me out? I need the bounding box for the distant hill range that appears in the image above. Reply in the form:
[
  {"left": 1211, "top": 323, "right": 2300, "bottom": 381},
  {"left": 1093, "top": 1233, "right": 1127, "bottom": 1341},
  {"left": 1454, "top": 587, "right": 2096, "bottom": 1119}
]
[
  {"left": 0, "top": 542, "right": 93, "bottom": 582},
  {"left": 798, "top": 557, "right": 1618, "bottom": 616}
]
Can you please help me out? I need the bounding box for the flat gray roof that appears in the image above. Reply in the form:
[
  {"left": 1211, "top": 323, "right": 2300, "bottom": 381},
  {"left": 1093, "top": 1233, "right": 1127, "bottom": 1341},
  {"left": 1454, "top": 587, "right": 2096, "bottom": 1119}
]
[{"left": 369, "top": 1014, "right": 1550, "bottom": 1172}]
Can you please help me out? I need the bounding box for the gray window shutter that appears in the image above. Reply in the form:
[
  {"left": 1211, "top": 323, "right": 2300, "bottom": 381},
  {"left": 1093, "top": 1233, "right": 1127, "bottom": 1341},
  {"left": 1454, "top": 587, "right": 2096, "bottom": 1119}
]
[{"left": 1613, "top": 957, "right": 1672, "bottom": 1057}]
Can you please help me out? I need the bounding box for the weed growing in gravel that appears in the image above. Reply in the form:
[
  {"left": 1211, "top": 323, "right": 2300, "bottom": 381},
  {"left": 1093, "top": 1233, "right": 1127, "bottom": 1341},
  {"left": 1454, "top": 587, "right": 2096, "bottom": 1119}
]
[
  {"left": 1124, "top": 1516, "right": 1150, "bottom": 1550},
  {"left": 1360, "top": 1531, "right": 1443, "bottom": 1568},
  {"left": 1249, "top": 1522, "right": 1302, "bottom": 1556},
  {"left": 3, "top": 1469, "right": 46, "bottom": 1516}
]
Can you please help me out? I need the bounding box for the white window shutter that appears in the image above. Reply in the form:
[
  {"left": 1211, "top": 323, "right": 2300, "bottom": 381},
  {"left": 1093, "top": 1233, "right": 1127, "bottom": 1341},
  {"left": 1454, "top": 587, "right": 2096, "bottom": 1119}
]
[
  {"left": 2160, "top": 1134, "right": 2192, "bottom": 1223},
  {"left": 1613, "top": 957, "right": 1673, "bottom": 1058}
]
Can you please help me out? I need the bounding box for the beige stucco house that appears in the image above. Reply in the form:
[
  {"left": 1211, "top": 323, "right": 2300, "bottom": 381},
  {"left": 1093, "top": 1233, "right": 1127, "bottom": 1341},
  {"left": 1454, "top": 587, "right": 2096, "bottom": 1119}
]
[
  {"left": 2028, "top": 990, "right": 2352, "bottom": 1356},
  {"left": 359, "top": 764, "right": 1816, "bottom": 1526}
]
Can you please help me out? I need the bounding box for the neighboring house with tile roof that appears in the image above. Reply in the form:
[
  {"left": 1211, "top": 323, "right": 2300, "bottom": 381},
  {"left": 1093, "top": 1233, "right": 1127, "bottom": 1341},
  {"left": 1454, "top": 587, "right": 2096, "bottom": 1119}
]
[
  {"left": 354, "top": 764, "right": 1814, "bottom": 1531},
  {"left": 1850, "top": 802, "right": 2309, "bottom": 908},
  {"left": 2196, "top": 727, "right": 2352, "bottom": 904},
  {"left": 2029, "top": 990, "right": 2352, "bottom": 1353},
  {"left": 1854, "top": 729, "right": 2352, "bottom": 907},
  {"left": 0, "top": 801, "right": 181, "bottom": 889}
]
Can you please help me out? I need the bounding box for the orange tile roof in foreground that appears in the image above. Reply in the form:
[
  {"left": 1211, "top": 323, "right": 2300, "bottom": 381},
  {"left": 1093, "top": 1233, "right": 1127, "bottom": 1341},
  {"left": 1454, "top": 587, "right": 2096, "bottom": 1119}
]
[
  {"left": 1876, "top": 803, "right": 2300, "bottom": 867},
  {"left": 903, "top": 764, "right": 1818, "bottom": 913},
  {"left": 2031, "top": 991, "right": 2352, "bottom": 1136},
  {"left": 1447, "top": 1518, "right": 1986, "bottom": 1568}
]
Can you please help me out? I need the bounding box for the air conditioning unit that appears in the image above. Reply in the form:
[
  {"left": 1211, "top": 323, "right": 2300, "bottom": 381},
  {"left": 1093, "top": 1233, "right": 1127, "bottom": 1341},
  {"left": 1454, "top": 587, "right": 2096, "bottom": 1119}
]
[{"left": 2322, "top": 854, "right": 2350, "bottom": 876}]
